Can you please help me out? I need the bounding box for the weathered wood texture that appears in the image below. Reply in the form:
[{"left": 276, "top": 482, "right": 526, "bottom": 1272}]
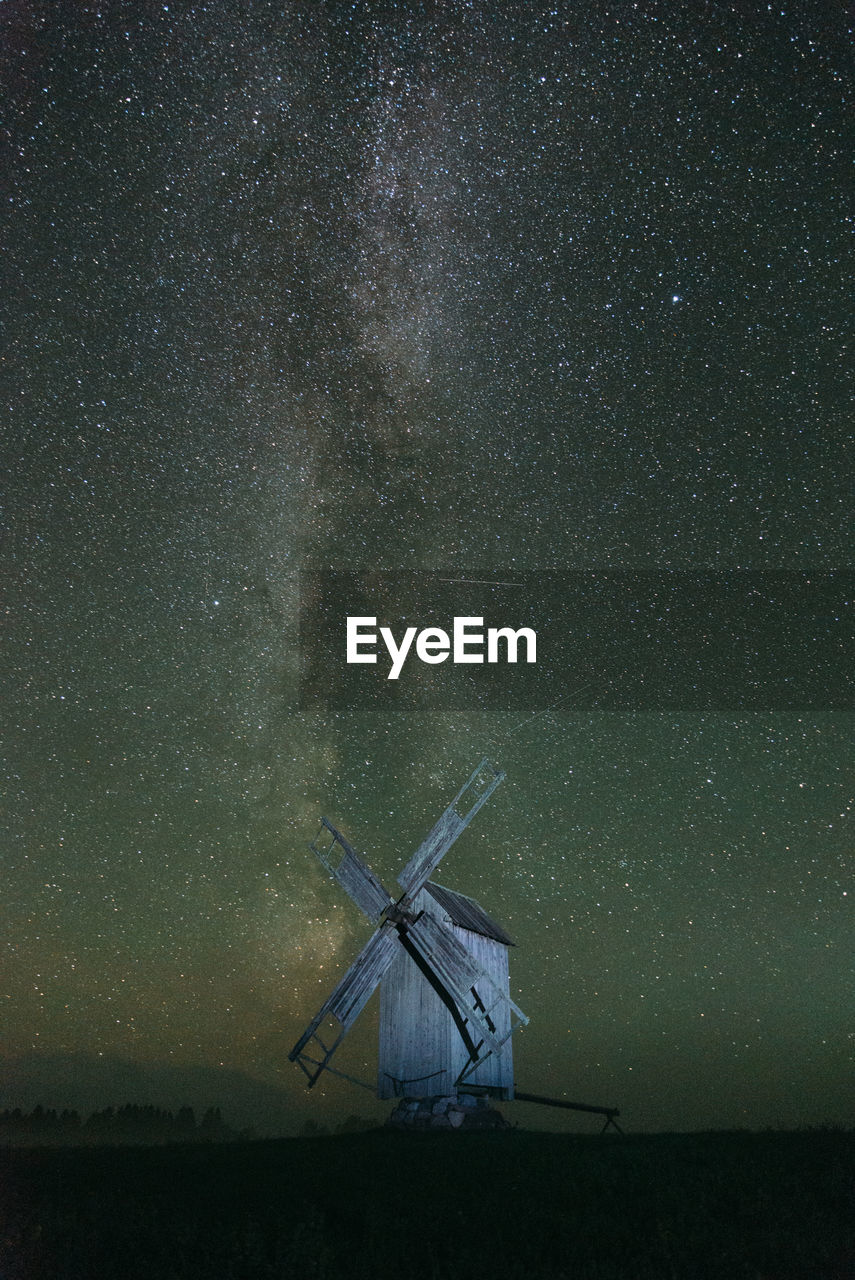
[
  {"left": 424, "top": 881, "right": 515, "bottom": 946},
  {"left": 403, "top": 910, "right": 505, "bottom": 1055},
  {"left": 378, "top": 888, "right": 517, "bottom": 1100},
  {"left": 311, "top": 818, "right": 393, "bottom": 920},
  {"left": 396, "top": 808, "right": 468, "bottom": 898},
  {"left": 289, "top": 922, "right": 400, "bottom": 1084},
  {"left": 396, "top": 759, "right": 505, "bottom": 896}
]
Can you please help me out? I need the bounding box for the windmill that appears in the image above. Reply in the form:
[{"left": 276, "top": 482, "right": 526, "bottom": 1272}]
[{"left": 289, "top": 759, "right": 528, "bottom": 1113}]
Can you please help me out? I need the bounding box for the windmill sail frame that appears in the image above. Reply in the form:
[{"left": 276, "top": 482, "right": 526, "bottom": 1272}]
[
  {"left": 310, "top": 818, "right": 393, "bottom": 921},
  {"left": 288, "top": 759, "right": 527, "bottom": 1098}
]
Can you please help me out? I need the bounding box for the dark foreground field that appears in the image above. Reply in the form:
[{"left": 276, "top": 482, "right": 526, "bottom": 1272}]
[{"left": 1, "top": 1128, "right": 853, "bottom": 1279}]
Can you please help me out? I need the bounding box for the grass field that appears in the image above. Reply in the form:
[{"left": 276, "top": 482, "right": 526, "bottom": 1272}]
[{"left": 1, "top": 1127, "right": 853, "bottom": 1278}]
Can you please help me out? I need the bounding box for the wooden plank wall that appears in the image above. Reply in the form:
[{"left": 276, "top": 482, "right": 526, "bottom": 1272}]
[{"left": 377, "top": 890, "right": 514, "bottom": 1100}]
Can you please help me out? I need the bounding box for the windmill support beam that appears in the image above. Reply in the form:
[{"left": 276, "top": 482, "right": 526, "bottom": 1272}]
[
  {"left": 396, "top": 924, "right": 482, "bottom": 1063},
  {"left": 513, "top": 1090, "right": 624, "bottom": 1133}
]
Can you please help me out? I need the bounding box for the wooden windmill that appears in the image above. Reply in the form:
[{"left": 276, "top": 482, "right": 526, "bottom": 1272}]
[{"left": 289, "top": 759, "right": 528, "bottom": 1106}]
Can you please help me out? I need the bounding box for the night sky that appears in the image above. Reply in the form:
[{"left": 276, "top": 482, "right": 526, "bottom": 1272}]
[{"left": 2, "top": 1, "right": 851, "bottom": 1135}]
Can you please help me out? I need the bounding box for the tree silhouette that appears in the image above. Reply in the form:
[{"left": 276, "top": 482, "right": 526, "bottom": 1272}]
[{"left": 0, "top": 1102, "right": 238, "bottom": 1146}]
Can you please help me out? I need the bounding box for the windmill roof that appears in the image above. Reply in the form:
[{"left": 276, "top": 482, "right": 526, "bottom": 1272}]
[{"left": 424, "top": 881, "right": 515, "bottom": 946}]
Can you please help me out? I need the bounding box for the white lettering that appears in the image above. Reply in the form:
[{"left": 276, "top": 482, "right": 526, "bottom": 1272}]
[
  {"left": 487, "top": 626, "right": 537, "bottom": 664},
  {"left": 453, "top": 616, "right": 484, "bottom": 664},
  {"left": 380, "top": 625, "right": 417, "bottom": 680},
  {"left": 416, "top": 627, "right": 450, "bottom": 664},
  {"left": 347, "top": 616, "right": 377, "bottom": 663},
  {"left": 346, "top": 616, "right": 536, "bottom": 678}
]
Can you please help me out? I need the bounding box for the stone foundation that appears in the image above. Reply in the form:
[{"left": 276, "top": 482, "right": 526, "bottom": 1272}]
[{"left": 386, "top": 1093, "right": 510, "bottom": 1131}]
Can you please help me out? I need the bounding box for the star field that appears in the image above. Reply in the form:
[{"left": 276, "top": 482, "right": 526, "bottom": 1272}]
[{"left": 1, "top": 1, "right": 851, "bottom": 1133}]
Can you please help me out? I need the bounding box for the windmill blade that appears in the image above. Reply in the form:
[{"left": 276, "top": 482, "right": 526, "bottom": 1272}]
[
  {"left": 402, "top": 909, "right": 527, "bottom": 1061},
  {"left": 397, "top": 758, "right": 505, "bottom": 899},
  {"left": 289, "top": 921, "right": 399, "bottom": 1087},
  {"left": 310, "top": 817, "right": 394, "bottom": 920}
]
